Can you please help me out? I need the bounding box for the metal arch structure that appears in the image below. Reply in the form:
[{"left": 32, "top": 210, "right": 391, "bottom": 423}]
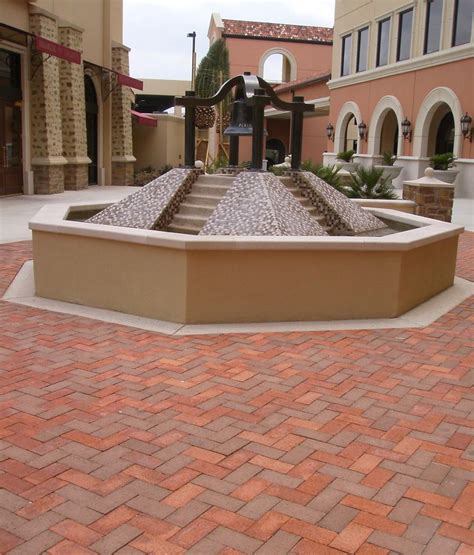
[{"left": 175, "top": 72, "right": 315, "bottom": 170}]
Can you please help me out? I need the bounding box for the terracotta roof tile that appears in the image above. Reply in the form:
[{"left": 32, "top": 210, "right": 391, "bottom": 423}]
[
  {"left": 222, "top": 19, "right": 333, "bottom": 44},
  {"left": 274, "top": 70, "right": 331, "bottom": 93}
]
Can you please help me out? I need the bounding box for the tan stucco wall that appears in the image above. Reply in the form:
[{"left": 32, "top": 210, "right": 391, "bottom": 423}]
[
  {"left": 33, "top": 231, "right": 188, "bottom": 322},
  {"left": 32, "top": 228, "right": 459, "bottom": 325},
  {"left": 133, "top": 115, "right": 185, "bottom": 171}
]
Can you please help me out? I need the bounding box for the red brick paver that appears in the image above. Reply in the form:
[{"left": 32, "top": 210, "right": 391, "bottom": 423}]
[{"left": 0, "top": 235, "right": 473, "bottom": 554}]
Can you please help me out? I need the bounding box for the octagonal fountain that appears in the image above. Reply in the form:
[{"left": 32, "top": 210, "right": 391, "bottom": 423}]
[{"left": 29, "top": 74, "right": 462, "bottom": 325}]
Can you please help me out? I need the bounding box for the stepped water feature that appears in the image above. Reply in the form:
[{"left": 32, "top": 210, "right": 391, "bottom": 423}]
[{"left": 30, "top": 167, "right": 462, "bottom": 325}]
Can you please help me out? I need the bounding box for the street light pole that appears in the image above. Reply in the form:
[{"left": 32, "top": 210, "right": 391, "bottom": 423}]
[{"left": 187, "top": 31, "right": 196, "bottom": 90}]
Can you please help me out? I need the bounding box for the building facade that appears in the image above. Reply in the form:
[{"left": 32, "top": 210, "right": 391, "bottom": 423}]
[
  {"left": 0, "top": 0, "right": 135, "bottom": 196},
  {"left": 207, "top": 14, "right": 333, "bottom": 165},
  {"left": 325, "top": 0, "right": 474, "bottom": 196}
]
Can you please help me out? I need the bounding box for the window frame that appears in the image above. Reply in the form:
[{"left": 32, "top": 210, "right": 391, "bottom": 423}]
[
  {"left": 356, "top": 26, "right": 370, "bottom": 72},
  {"left": 424, "top": 0, "right": 443, "bottom": 55},
  {"left": 452, "top": 0, "right": 472, "bottom": 47},
  {"left": 340, "top": 33, "right": 353, "bottom": 76},
  {"left": 376, "top": 17, "right": 391, "bottom": 67},
  {"left": 396, "top": 7, "right": 414, "bottom": 62}
]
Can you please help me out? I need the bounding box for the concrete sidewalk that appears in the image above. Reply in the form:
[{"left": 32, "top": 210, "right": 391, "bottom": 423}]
[{"left": 0, "top": 186, "right": 139, "bottom": 244}]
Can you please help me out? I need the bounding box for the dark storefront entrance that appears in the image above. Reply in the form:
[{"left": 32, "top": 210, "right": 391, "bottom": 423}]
[
  {"left": 0, "top": 49, "right": 23, "bottom": 196},
  {"left": 85, "top": 74, "right": 98, "bottom": 185}
]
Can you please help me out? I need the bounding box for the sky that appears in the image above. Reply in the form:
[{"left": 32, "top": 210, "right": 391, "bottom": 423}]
[{"left": 123, "top": 0, "right": 336, "bottom": 82}]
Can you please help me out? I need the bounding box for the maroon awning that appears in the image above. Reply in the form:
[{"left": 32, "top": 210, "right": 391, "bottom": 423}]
[
  {"left": 118, "top": 73, "right": 143, "bottom": 90},
  {"left": 34, "top": 35, "right": 81, "bottom": 64},
  {"left": 131, "top": 110, "right": 157, "bottom": 127}
]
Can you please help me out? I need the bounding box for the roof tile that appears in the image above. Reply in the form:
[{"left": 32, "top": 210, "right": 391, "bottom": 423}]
[{"left": 222, "top": 19, "right": 333, "bottom": 43}]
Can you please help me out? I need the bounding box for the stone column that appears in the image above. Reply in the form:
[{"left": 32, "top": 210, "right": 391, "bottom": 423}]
[
  {"left": 29, "top": 7, "right": 66, "bottom": 194},
  {"left": 111, "top": 44, "right": 135, "bottom": 185},
  {"left": 58, "top": 24, "right": 90, "bottom": 190},
  {"left": 403, "top": 168, "right": 455, "bottom": 222}
]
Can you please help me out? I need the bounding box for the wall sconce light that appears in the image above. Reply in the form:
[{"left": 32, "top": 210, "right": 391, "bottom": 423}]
[
  {"left": 401, "top": 117, "right": 412, "bottom": 142},
  {"left": 461, "top": 112, "right": 472, "bottom": 142},
  {"left": 357, "top": 121, "right": 368, "bottom": 141},
  {"left": 326, "top": 123, "right": 334, "bottom": 141}
]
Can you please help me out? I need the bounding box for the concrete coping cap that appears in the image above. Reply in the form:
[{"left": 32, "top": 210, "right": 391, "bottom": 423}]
[{"left": 404, "top": 167, "right": 456, "bottom": 188}]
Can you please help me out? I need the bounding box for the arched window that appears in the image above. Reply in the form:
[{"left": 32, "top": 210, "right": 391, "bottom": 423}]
[
  {"left": 84, "top": 74, "right": 98, "bottom": 184},
  {"left": 263, "top": 53, "right": 292, "bottom": 83},
  {"left": 266, "top": 138, "right": 286, "bottom": 167},
  {"left": 344, "top": 115, "right": 358, "bottom": 152},
  {"left": 435, "top": 111, "right": 455, "bottom": 154},
  {"left": 380, "top": 110, "right": 399, "bottom": 155}
]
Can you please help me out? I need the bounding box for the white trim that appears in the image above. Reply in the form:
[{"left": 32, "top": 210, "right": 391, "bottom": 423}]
[
  {"left": 328, "top": 43, "right": 474, "bottom": 89},
  {"left": 334, "top": 101, "right": 362, "bottom": 153},
  {"left": 413, "top": 87, "right": 463, "bottom": 158},
  {"left": 368, "top": 95, "right": 404, "bottom": 156},
  {"left": 258, "top": 47, "right": 297, "bottom": 82}
]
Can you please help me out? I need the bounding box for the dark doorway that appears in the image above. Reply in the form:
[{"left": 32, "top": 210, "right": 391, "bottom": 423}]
[
  {"left": 266, "top": 138, "right": 286, "bottom": 167},
  {"left": 435, "top": 111, "right": 455, "bottom": 154},
  {"left": 0, "top": 49, "right": 23, "bottom": 196},
  {"left": 84, "top": 74, "right": 98, "bottom": 184}
]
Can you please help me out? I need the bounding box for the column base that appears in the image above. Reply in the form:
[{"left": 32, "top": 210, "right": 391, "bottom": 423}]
[
  {"left": 403, "top": 184, "right": 454, "bottom": 223},
  {"left": 64, "top": 164, "right": 89, "bottom": 190},
  {"left": 33, "top": 165, "right": 65, "bottom": 194},
  {"left": 112, "top": 161, "right": 135, "bottom": 186}
]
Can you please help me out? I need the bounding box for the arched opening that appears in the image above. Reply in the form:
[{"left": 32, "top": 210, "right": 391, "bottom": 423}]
[
  {"left": 344, "top": 115, "right": 358, "bottom": 152},
  {"left": 430, "top": 108, "right": 455, "bottom": 155},
  {"left": 379, "top": 109, "right": 399, "bottom": 156},
  {"left": 262, "top": 53, "right": 292, "bottom": 83},
  {"left": 84, "top": 74, "right": 98, "bottom": 184},
  {"left": 266, "top": 138, "right": 286, "bottom": 167}
]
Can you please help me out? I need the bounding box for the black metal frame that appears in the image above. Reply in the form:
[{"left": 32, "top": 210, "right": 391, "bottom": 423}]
[{"left": 175, "top": 72, "right": 315, "bottom": 171}]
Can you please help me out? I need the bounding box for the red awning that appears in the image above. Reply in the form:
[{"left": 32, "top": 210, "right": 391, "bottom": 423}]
[
  {"left": 131, "top": 110, "right": 157, "bottom": 127},
  {"left": 118, "top": 73, "right": 143, "bottom": 90},
  {"left": 34, "top": 35, "right": 81, "bottom": 64}
]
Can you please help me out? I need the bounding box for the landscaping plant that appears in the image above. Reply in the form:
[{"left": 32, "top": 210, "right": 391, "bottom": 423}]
[
  {"left": 301, "top": 160, "right": 343, "bottom": 191},
  {"left": 429, "top": 152, "right": 455, "bottom": 170},
  {"left": 347, "top": 166, "right": 398, "bottom": 199},
  {"left": 381, "top": 151, "right": 396, "bottom": 166},
  {"left": 336, "top": 150, "right": 355, "bottom": 162}
]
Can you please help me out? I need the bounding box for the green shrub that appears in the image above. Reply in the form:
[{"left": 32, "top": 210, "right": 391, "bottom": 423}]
[
  {"left": 270, "top": 165, "right": 286, "bottom": 176},
  {"left": 301, "top": 160, "right": 343, "bottom": 192},
  {"left": 429, "top": 153, "right": 455, "bottom": 170},
  {"left": 347, "top": 166, "right": 397, "bottom": 199},
  {"left": 206, "top": 154, "right": 228, "bottom": 174},
  {"left": 336, "top": 150, "right": 355, "bottom": 162},
  {"left": 381, "top": 151, "right": 396, "bottom": 166},
  {"left": 133, "top": 164, "right": 174, "bottom": 186}
]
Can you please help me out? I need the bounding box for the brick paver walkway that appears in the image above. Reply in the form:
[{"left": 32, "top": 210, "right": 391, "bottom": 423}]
[{"left": 0, "top": 236, "right": 473, "bottom": 555}]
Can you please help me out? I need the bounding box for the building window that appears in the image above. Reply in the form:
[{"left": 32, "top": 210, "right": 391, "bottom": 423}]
[
  {"left": 377, "top": 18, "right": 391, "bottom": 67},
  {"left": 341, "top": 34, "right": 352, "bottom": 76},
  {"left": 356, "top": 27, "right": 369, "bottom": 72},
  {"left": 424, "top": 0, "right": 443, "bottom": 54},
  {"left": 453, "top": 0, "right": 473, "bottom": 46},
  {"left": 397, "top": 9, "right": 413, "bottom": 61}
]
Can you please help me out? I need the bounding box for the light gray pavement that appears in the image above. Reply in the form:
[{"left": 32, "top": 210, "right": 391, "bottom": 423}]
[{"left": 0, "top": 185, "right": 473, "bottom": 244}]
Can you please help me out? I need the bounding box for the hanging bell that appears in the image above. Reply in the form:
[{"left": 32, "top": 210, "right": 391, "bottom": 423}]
[{"left": 224, "top": 99, "right": 253, "bottom": 136}]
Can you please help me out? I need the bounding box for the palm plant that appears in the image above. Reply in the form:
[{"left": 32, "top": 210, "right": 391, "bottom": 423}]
[
  {"left": 301, "top": 160, "right": 343, "bottom": 192},
  {"left": 381, "top": 151, "right": 396, "bottom": 166},
  {"left": 429, "top": 153, "right": 455, "bottom": 170},
  {"left": 347, "top": 166, "right": 397, "bottom": 199},
  {"left": 336, "top": 150, "right": 355, "bottom": 162}
]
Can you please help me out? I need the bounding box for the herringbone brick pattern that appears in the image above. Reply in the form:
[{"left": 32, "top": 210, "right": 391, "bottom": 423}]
[{"left": 0, "top": 235, "right": 472, "bottom": 554}]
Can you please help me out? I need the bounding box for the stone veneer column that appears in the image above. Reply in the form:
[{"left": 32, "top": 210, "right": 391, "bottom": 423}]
[
  {"left": 29, "top": 8, "right": 66, "bottom": 194},
  {"left": 403, "top": 168, "right": 455, "bottom": 222},
  {"left": 111, "top": 44, "right": 135, "bottom": 186},
  {"left": 58, "top": 25, "right": 90, "bottom": 190}
]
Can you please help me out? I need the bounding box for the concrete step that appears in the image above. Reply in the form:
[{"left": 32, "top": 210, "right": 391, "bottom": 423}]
[
  {"left": 172, "top": 214, "right": 207, "bottom": 228},
  {"left": 197, "top": 175, "right": 236, "bottom": 186},
  {"left": 167, "top": 224, "right": 200, "bottom": 235},
  {"left": 178, "top": 203, "right": 214, "bottom": 217},
  {"left": 184, "top": 193, "right": 222, "bottom": 207},
  {"left": 192, "top": 184, "right": 229, "bottom": 197}
]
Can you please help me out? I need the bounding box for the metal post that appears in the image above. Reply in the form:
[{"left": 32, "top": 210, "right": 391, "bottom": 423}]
[
  {"left": 290, "top": 96, "right": 304, "bottom": 171},
  {"left": 187, "top": 32, "right": 196, "bottom": 90},
  {"left": 184, "top": 91, "right": 196, "bottom": 167},
  {"left": 251, "top": 89, "right": 266, "bottom": 171},
  {"left": 229, "top": 135, "right": 239, "bottom": 166}
]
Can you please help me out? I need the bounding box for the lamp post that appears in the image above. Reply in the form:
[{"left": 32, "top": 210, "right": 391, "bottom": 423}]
[{"left": 187, "top": 32, "right": 196, "bottom": 90}]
